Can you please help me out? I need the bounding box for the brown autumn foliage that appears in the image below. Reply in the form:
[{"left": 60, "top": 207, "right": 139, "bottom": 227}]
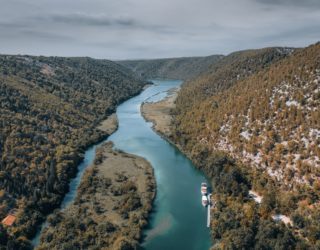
[{"left": 171, "top": 43, "right": 320, "bottom": 248}]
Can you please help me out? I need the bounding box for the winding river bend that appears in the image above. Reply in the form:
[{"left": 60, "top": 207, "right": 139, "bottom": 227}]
[
  {"left": 109, "top": 80, "right": 211, "bottom": 249},
  {"left": 33, "top": 80, "right": 211, "bottom": 249}
]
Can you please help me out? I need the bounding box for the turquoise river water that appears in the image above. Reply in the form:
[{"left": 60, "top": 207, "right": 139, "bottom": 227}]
[{"left": 109, "top": 80, "right": 211, "bottom": 249}]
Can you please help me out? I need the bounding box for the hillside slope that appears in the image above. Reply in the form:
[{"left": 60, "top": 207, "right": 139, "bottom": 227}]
[
  {"left": 177, "top": 47, "right": 295, "bottom": 109},
  {"left": 0, "top": 55, "right": 147, "bottom": 248},
  {"left": 174, "top": 44, "right": 319, "bottom": 189},
  {"left": 118, "top": 55, "right": 224, "bottom": 80},
  {"left": 172, "top": 43, "right": 320, "bottom": 248}
]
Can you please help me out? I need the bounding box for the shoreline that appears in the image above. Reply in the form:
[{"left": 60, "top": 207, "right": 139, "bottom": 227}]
[
  {"left": 31, "top": 112, "right": 120, "bottom": 247},
  {"left": 141, "top": 87, "right": 178, "bottom": 138},
  {"left": 37, "top": 140, "right": 156, "bottom": 249},
  {"left": 34, "top": 85, "right": 156, "bottom": 249},
  {"left": 140, "top": 87, "right": 191, "bottom": 157},
  {"left": 31, "top": 85, "right": 149, "bottom": 247},
  {"left": 144, "top": 86, "right": 310, "bottom": 249}
]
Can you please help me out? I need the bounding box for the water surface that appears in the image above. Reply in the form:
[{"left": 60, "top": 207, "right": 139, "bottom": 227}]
[{"left": 109, "top": 80, "right": 211, "bottom": 250}]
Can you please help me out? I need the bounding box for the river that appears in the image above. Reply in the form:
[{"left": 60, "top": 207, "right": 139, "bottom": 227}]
[
  {"left": 32, "top": 79, "right": 212, "bottom": 249},
  {"left": 109, "top": 79, "right": 211, "bottom": 249}
]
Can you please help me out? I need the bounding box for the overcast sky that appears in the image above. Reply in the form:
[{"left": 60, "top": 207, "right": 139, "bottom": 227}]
[{"left": 0, "top": 0, "right": 319, "bottom": 59}]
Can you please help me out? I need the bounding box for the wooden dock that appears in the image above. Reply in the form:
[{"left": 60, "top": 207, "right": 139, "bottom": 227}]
[{"left": 207, "top": 194, "right": 211, "bottom": 227}]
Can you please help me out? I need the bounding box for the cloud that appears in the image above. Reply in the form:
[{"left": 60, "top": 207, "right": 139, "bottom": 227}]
[
  {"left": 254, "top": 0, "right": 320, "bottom": 8},
  {"left": 20, "top": 30, "right": 75, "bottom": 41},
  {"left": 42, "top": 13, "right": 136, "bottom": 27},
  {"left": 257, "top": 23, "right": 320, "bottom": 44},
  {"left": 31, "top": 12, "right": 178, "bottom": 36},
  {"left": 0, "top": 0, "right": 318, "bottom": 59}
]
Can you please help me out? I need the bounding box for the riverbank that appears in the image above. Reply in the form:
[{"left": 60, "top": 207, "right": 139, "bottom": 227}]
[
  {"left": 37, "top": 140, "right": 155, "bottom": 249},
  {"left": 140, "top": 86, "right": 192, "bottom": 162},
  {"left": 145, "top": 87, "right": 308, "bottom": 248},
  {"left": 97, "top": 113, "right": 118, "bottom": 134},
  {"left": 141, "top": 87, "right": 179, "bottom": 138}
]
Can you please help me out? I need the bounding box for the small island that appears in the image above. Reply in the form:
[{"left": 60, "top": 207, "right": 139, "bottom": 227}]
[{"left": 37, "top": 141, "right": 155, "bottom": 250}]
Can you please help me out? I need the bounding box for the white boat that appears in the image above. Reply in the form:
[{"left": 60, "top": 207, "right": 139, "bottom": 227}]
[
  {"left": 201, "top": 182, "right": 207, "bottom": 195},
  {"left": 202, "top": 195, "right": 208, "bottom": 207}
]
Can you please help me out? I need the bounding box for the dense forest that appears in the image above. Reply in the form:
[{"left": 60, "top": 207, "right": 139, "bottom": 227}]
[
  {"left": 118, "top": 55, "right": 224, "bottom": 80},
  {"left": 0, "top": 55, "right": 147, "bottom": 249},
  {"left": 177, "top": 47, "right": 295, "bottom": 109},
  {"left": 171, "top": 43, "right": 320, "bottom": 248}
]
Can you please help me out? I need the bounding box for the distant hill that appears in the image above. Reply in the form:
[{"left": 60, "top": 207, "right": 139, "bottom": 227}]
[
  {"left": 118, "top": 55, "right": 224, "bottom": 80},
  {"left": 177, "top": 47, "right": 295, "bottom": 109},
  {"left": 172, "top": 43, "right": 320, "bottom": 248},
  {"left": 0, "top": 55, "right": 147, "bottom": 248}
]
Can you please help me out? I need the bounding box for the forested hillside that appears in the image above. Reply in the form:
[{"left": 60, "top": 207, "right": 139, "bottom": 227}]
[
  {"left": 177, "top": 47, "right": 295, "bottom": 109},
  {"left": 118, "top": 55, "right": 224, "bottom": 80},
  {"left": 0, "top": 55, "right": 147, "bottom": 249},
  {"left": 172, "top": 43, "right": 320, "bottom": 248}
]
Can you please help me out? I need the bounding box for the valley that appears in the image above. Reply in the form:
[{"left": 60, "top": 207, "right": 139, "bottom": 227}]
[
  {"left": 118, "top": 55, "right": 223, "bottom": 81},
  {"left": 1, "top": 0, "right": 319, "bottom": 249},
  {"left": 0, "top": 42, "right": 319, "bottom": 250}
]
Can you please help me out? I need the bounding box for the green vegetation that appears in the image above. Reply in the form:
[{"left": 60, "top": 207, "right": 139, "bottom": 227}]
[
  {"left": 118, "top": 55, "right": 224, "bottom": 80},
  {"left": 171, "top": 43, "right": 320, "bottom": 248},
  {"left": 37, "top": 142, "right": 155, "bottom": 250},
  {"left": 197, "top": 152, "right": 311, "bottom": 249},
  {"left": 0, "top": 55, "right": 147, "bottom": 248},
  {"left": 1, "top": 42, "right": 319, "bottom": 249}
]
